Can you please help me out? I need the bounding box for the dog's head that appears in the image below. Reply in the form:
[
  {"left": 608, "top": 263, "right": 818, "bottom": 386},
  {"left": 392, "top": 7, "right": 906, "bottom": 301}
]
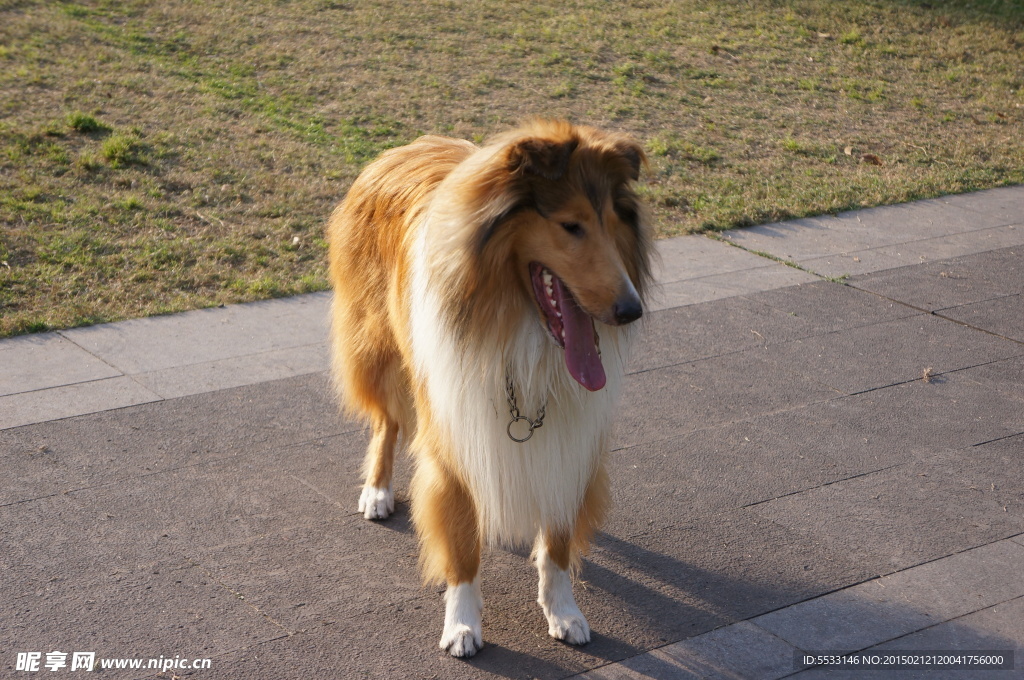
[{"left": 465, "top": 120, "right": 652, "bottom": 391}]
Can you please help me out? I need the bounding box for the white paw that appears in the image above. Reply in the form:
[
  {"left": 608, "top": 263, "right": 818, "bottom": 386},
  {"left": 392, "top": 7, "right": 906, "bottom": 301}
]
[
  {"left": 547, "top": 607, "right": 591, "bottom": 645},
  {"left": 358, "top": 485, "right": 394, "bottom": 520},
  {"left": 440, "top": 624, "right": 481, "bottom": 657},
  {"left": 537, "top": 546, "right": 591, "bottom": 645},
  {"left": 440, "top": 579, "right": 483, "bottom": 658}
]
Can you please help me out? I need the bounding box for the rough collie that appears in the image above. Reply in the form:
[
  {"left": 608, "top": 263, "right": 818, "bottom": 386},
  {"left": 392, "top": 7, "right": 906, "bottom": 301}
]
[{"left": 326, "top": 119, "right": 651, "bottom": 657}]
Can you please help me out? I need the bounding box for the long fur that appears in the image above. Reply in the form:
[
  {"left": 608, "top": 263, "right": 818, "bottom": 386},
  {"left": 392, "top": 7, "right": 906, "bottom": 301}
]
[{"left": 327, "top": 119, "right": 651, "bottom": 649}]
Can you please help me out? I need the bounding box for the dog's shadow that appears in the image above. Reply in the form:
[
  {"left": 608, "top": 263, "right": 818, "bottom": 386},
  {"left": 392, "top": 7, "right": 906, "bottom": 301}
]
[
  {"left": 454, "top": 530, "right": 799, "bottom": 678},
  {"left": 365, "top": 511, "right": 1019, "bottom": 680},
  {"left": 461, "top": 632, "right": 646, "bottom": 679},
  {"left": 369, "top": 497, "right": 415, "bottom": 534},
  {"left": 368, "top": 503, "right": 813, "bottom": 678}
]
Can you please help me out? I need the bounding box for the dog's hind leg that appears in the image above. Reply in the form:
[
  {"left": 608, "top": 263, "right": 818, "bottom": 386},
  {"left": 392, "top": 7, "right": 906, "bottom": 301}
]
[
  {"left": 358, "top": 411, "right": 399, "bottom": 520},
  {"left": 352, "top": 354, "right": 414, "bottom": 520},
  {"left": 535, "top": 529, "right": 590, "bottom": 645},
  {"left": 411, "top": 456, "right": 483, "bottom": 657}
]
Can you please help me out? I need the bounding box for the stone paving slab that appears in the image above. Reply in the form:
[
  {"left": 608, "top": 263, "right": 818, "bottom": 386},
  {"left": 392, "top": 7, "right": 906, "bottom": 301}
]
[
  {"left": 938, "top": 295, "right": 1024, "bottom": 344},
  {"left": 579, "top": 539, "right": 1024, "bottom": 680},
  {"left": 649, "top": 264, "right": 818, "bottom": 312},
  {"left": 579, "top": 621, "right": 797, "bottom": 680},
  {"left": 755, "top": 586, "right": 937, "bottom": 657},
  {"left": 961, "top": 357, "right": 1024, "bottom": 403},
  {"left": 757, "top": 313, "right": 1023, "bottom": 395},
  {"left": 0, "top": 332, "right": 121, "bottom": 397},
  {"left": 798, "top": 222, "right": 1024, "bottom": 279},
  {"left": 850, "top": 540, "right": 1024, "bottom": 625},
  {"left": 58, "top": 293, "right": 331, "bottom": 376},
  {"left": 848, "top": 246, "right": 1023, "bottom": 312},
  {"left": 653, "top": 235, "right": 774, "bottom": 283},
  {"left": 0, "top": 376, "right": 162, "bottom": 431},
  {"left": 129, "top": 342, "right": 329, "bottom": 399},
  {"left": 632, "top": 280, "right": 918, "bottom": 374},
  {"left": 754, "top": 540, "right": 1024, "bottom": 651},
  {"left": 3, "top": 559, "right": 287, "bottom": 672},
  {"left": 593, "top": 512, "right": 879, "bottom": 623},
  {"left": 744, "top": 280, "right": 919, "bottom": 334},
  {"left": 829, "top": 367, "right": 1024, "bottom": 452},
  {"left": 748, "top": 444, "right": 1024, "bottom": 574},
  {"left": 0, "top": 300, "right": 334, "bottom": 430},
  {"left": 649, "top": 234, "right": 821, "bottom": 308},
  {"left": 722, "top": 190, "right": 1021, "bottom": 256},
  {"left": 938, "top": 184, "right": 1024, "bottom": 222},
  {"left": 0, "top": 494, "right": 290, "bottom": 676},
  {"left": 789, "top": 598, "right": 1024, "bottom": 679},
  {"left": 615, "top": 349, "right": 841, "bottom": 449},
  {"left": 0, "top": 373, "right": 357, "bottom": 506},
  {"left": 855, "top": 596, "right": 1024, "bottom": 680},
  {"left": 604, "top": 398, "right": 922, "bottom": 537}
]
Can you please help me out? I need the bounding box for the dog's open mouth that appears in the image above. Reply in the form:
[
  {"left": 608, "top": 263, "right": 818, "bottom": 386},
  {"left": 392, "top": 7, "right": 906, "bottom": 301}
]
[{"left": 529, "top": 262, "right": 606, "bottom": 392}]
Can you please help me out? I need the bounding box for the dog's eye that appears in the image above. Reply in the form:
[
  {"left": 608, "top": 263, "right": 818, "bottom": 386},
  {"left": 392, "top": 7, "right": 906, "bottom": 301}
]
[{"left": 560, "top": 222, "right": 584, "bottom": 237}]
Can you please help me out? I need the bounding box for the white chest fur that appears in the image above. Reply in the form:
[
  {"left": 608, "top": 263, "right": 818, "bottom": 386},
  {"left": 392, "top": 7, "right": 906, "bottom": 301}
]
[{"left": 409, "top": 230, "right": 629, "bottom": 546}]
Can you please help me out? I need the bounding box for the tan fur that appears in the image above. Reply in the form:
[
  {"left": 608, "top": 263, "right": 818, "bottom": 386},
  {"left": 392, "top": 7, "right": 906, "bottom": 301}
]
[
  {"left": 327, "top": 120, "right": 649, "bottom": 612},
  {"left": 409, "top": 436, "right": 482, "bottom": 584},
  {"left": 327, "top": 135, "right": 474, "bottom": 414},
  {"left": 328, "top": 136, "right": 474, "bottom": 488}
]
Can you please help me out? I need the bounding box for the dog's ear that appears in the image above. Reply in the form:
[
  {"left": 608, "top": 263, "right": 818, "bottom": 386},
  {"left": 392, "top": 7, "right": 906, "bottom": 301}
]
[
  {"left": 507, "top": 137, "right": 578, "bottom": 180},
  {"left": 613, "top": 139, "right": 647, "bottom": 181}
]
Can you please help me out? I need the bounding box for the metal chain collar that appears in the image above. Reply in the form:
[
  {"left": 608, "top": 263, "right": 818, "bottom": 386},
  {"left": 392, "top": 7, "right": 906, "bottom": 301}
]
[{"left": 505, "top": 369, "right": 546, "bottom": 443}]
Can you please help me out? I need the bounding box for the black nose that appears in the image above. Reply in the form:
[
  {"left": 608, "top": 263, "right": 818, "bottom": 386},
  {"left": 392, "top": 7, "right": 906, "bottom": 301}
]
[{"left": 612, "top": 293, "right": 643, "bottom": 325}]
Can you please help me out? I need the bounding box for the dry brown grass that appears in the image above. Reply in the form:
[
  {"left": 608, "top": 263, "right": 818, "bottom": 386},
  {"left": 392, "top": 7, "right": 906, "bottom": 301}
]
[{"left": 1, "top": 0, "right": 1022, "bottom": 336}]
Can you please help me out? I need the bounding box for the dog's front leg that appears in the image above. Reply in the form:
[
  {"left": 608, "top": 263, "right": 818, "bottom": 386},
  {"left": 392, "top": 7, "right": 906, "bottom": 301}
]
[
  {"left": 411, "top": 456, "right": 484, "bottom": 656},
  {"left": 441, "top": 576, "right": 483, "bottom": 657},
  {"left": 536, "top": 531, "right": 590, "bottom": 645}
]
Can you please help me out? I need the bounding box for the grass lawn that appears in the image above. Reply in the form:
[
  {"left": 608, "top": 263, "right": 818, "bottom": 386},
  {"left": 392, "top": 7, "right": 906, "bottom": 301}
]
[{"left": 1, "top": 0, "right": 1022, "bottom": 337}]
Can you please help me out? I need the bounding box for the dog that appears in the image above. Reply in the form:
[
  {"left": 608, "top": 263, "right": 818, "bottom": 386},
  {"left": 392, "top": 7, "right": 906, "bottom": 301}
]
[{"left": 326, "top": 119, "right": 651, "bottom": 657}]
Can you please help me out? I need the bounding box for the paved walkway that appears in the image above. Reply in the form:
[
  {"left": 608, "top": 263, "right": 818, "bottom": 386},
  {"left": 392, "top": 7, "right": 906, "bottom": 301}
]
[{"left": 1, "top": 186, "right": 1022, "bottom": 679}]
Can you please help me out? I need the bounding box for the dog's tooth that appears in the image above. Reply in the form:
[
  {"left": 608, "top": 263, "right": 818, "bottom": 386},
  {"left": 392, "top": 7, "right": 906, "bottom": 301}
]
[{"left": 555, "top": 310, "right": 561, "bottom": 318}]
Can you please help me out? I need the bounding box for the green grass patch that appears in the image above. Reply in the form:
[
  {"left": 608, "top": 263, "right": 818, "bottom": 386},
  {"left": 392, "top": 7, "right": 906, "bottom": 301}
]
[
  {"left": 66, "top": 111, "right": 108, "bottom": 133},
  {"left": 100, "top": 132, "right": 147, "bottom": 168},
  {"left": 840, "top": 29, "right": 863, "bottom": 45},
  {"left": 0, "top": 0, "right": 1022, "bottom": 336}
]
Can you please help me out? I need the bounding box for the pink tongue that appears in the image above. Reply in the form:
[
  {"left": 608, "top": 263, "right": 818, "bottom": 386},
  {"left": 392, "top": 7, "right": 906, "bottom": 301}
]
[{"left": 553, "top": 277, "right": 606, "bottom": 391}]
